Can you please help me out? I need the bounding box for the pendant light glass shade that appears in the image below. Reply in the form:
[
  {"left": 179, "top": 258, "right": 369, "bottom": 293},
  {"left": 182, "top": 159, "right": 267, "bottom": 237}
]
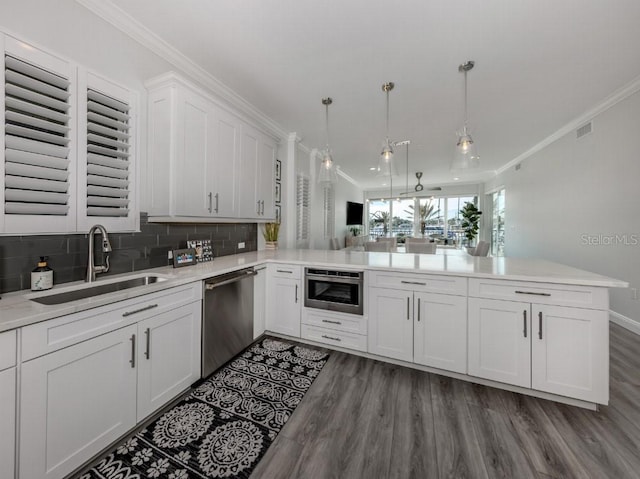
[
  {"left": 377, "top": 82, "right": 397, "bottom": 177},
  {"left": 318, "top": 97, "right": 337, "bottom": 184},
  {"left": 452, "top": 61, "right": 479, "bottom": 171}
]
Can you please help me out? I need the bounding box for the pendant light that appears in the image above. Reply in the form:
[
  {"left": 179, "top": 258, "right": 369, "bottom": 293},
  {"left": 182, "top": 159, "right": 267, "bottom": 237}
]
[
  {"left": 452, "top": 61, "right": 479, "bottom": 170},
  {"left": 377, "top": 82, "right": 397, "bottom": 177},
  {"left": 317, "top": 97, "right": 337, "bottom": 184}
]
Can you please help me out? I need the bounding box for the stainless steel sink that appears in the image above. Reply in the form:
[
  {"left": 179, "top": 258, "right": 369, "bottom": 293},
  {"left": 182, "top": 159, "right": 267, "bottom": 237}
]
[{"left": 30, "top": 276, "right": 169, "bottom": 305}]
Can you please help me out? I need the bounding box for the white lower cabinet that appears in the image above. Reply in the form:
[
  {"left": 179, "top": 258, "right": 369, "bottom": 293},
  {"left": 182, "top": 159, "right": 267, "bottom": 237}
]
[
  {"left": 468, "top": 298, "right": 609, "bottom": 403},
  {"left": 265, "top": 265, "right": 301, "bottom": 337},
  {"left": 20, "top": 325, "right": 138, "bottom": 479},
  {"left": 136, "top": 302, "right": 202, "bottom": 421},
  {"left": 368, "top": 287, "right": 467, "bottom": 372},
  {"left": 0, "top": 367, "right": 16, "bottom": 479}
]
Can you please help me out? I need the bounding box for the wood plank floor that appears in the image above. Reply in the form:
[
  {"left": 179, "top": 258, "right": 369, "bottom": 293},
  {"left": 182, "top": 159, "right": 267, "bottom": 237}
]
[{"left": 251, "top": 323, "right": 640, "bottom": 479}]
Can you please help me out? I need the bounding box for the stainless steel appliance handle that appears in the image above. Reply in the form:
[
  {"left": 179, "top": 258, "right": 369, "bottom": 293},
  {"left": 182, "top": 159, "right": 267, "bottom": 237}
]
[
  {"left": 214, "top": 193, "right": 219, "bottom": 213},
  {"left": 130, "top": 334, "right": 136, "bottom": 368},
  {"left": 122, "top": 304, "right": 158, "bottom": 317},
  {"left": 407, "top": 297, "right": 410, "bottom": 320},
  {"left": 144, "top": 328, "right": 151, "bottom": 360},
  {"left": 523, "top": 310, "right": 527, "bottom": 338},
  {"left": 208, "top": 192, "right": 213, "bottom": 213},
  {"left": 401, "top": 280, "right": 427, "bottom": 286},
  {"left": 515, "top": 290, "right": 551, "bottom": 297},
  {"left": 295, "top": 284, "right": 298, "bottom": 303},
  {"left": 538, "top": 311, "right": 543, "bottom": 339},
  {"left": 205, "top": 270, "right": 257, "bottom": 290}
]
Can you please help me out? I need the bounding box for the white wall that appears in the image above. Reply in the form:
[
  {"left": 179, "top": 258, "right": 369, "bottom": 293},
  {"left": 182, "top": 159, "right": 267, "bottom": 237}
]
[{"left": 484, "top": 89, "right": 640, "bottom": 326}]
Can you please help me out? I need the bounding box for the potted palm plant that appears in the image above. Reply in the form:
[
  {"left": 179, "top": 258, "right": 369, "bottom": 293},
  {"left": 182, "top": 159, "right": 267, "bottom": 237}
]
[
  {"left": 460, "top": 202, "right": 482, "bottom": 252},
  {"left": 262, "top": 222, "right": 280, "bottom": 249}
]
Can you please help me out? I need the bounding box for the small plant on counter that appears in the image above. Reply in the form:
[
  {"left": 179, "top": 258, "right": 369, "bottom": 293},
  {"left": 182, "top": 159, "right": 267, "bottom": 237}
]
[
  {"left": 262, "top": 222, "right": 281, "bottom": 248},
  {"left": 460, "top": 202, "right": 482, "bottom": 246}
]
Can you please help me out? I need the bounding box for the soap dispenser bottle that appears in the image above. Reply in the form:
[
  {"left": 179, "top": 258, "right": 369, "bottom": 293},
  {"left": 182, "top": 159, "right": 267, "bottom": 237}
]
[{"left": 31, "top": 256, "right": 53, "bottom": 291}]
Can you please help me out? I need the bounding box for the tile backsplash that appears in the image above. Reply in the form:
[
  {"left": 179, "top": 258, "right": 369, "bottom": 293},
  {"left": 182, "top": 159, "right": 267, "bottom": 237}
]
[{"left": 0, "top": 213, "right": 257, "bottom": 294}]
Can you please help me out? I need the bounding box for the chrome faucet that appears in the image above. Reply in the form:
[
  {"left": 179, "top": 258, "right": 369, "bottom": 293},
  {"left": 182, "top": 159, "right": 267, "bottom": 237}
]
[{"left": 86, "top": 224, "right": 112, "bottom": 282}]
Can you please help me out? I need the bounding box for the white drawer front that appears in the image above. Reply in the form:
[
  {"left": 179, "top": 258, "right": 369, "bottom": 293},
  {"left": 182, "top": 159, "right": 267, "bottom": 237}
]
[
  {"left": 270, "top": 264, "right": 302, "bottom": 279},
  {"left": 301, "top": 324, "right": 367, "bottom": 352},
  {"left": 22, "top": 282, "right": 202, "bottom": 361},
  {"left": 369, "top": 271, "right": 467, "bottom": 296},
  {"left": 0, "top": 330, "right": 17, "bottom": 370},
  {"left": 302, "top": 308, "right": 367, "bottom": 335},
  {"left": 468, "top": 278, "right": 608, "bottom": 310}
]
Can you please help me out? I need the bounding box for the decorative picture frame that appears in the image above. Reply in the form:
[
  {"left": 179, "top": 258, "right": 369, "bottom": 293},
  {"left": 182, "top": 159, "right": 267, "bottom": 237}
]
[
  {"left": 275, "top": 181, "right": 281, "bottom": 203},
  {"left": 275, "top": 204, "right": 281, "bottom": 222},
  {"left": 275, "top": 159, "right": 282, "bottom": 181},
  {"left": 172, "top": 248, "right": 197, "bottom": 268}
]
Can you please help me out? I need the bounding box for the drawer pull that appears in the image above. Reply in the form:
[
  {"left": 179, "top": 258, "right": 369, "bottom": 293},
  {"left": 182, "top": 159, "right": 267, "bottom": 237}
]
[
  {"left": 295, "top": 284, "right": 299, "bottom": 303},
  {"left": 417, "top": 298, "right": 421, "bottom": 322},
  {"left": 523, "top": 310, "right": 527, "bottom": 338},
  {"left": 322, "top": 319, "right": 342, "bottom": 325},
  {"left": 407, "top": 297, "right": 410, "bottom": 320},
  {"left": 130, "top": 334, "right": 136, "bottom": 368},
  {"left": 122, "top": 304, "right": 159, "bottom": 317},
  {"left": 401, "top": 280, "right": 427, "bottom": 286},
  {"left": 322, "top": 334, "right": 341, "bottom": 342},
  {"left": 515, "top": 290, "right": 551, "bottom": 297},
  {"left": 277, "top": 269, "right": 293, "bottom": 274}
]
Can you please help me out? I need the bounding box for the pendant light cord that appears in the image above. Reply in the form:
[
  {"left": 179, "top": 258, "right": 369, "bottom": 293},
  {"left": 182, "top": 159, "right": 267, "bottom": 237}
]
[
  {"left": 385, "top": 88, "right": 390, "bottom": 142},
  {"left": 325, "top": 102, "right": 330, "bottom": 149},
  {"left": 464, "top": 69, "right": 468, "bottom": 129}
]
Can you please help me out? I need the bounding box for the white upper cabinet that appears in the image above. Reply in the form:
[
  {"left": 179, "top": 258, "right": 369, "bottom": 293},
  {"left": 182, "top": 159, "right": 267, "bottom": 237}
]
[
  {"left": 146, "top": 72, "right": 277, "bottom": 222},
  {"left": 1, "top": 32, "right": 139, "bottom": 234}
]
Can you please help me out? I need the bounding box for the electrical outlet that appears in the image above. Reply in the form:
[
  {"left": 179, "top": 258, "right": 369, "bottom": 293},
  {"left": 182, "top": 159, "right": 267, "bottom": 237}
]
[
  {"left": 238, "top": 242, "right": 245, "bottom": 249},
  {"left": 167, "top": 250, "right": 173, "bottom": 260}
]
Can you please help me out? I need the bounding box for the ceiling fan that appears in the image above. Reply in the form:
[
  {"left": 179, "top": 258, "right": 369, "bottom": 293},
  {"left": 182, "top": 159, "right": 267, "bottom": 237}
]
[{"left": 392, "top": 140, "right": 442, "bottom": 196}]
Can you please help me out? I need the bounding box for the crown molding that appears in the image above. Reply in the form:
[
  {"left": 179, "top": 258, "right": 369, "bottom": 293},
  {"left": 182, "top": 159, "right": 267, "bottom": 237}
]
[
  {"left": 76, "top": 0, "right": 289, "bottom": 141},
  {"left": 336, "top": 167, "right": 359, "bottom": 187},
  {"left": 495, "top": 73, "right": 640, "bottom": 176}
]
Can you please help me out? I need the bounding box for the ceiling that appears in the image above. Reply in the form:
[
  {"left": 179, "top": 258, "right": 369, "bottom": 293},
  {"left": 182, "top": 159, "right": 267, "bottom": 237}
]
[{"left": 106, "top": 0, "right": 640, "bottom": 191}]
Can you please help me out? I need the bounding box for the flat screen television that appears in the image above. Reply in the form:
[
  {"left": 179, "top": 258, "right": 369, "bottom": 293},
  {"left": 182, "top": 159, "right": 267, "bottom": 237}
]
[{"left": 346, "top": 201, "right": 364, "bottom": 225}]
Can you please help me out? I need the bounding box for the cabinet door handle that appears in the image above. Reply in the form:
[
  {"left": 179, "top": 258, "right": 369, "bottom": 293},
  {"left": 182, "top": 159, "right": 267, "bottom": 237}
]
[
  {"left": 144, "top": 328, "right": 151, "bottom": 360},
  {"left": 417, "top": 298, "right": 421, "bottom": 322},
  {"left": 322, "top": 319, "right": 342, "bottom": 325},
  {"left": 208, "top": 192, "right": 213, "bottom": 213},
  {"left": 538, "top": 311, "right": 543, "bottom": 340},
  {"left": 122, "top": 304, "right": 158, "bottom": 317},
  {"left": 322, "top": 334, "right": 341, "bottom": 342},
  {"left": 515, "top": 290, "right": 551, "bottom": 297},
  {"left": 257, "top": 200, "right": 261, "bottom": 214},
  {"left": 523, "top": 310, "right": 527, "bottom": 338},
  {"left": 261, "top": 200, "right": 265, "bottom": 215},
  {"left": 276, "top": 269, "right": 293, "bottom": 274},
  {"left": 130, "top": 334, "right": 136, "bottom": 368},
  {"left": 214, "top": 193, "right": 219, "bottom": 213},
  {"left": 401, "top": 280, "right": 426, "bottom": 286},
  {"left": 295, "top": 284, "right": 298, "bottom": 303},
  {"left": 407, "top": 297, "right": 410, "bottom": 320}
]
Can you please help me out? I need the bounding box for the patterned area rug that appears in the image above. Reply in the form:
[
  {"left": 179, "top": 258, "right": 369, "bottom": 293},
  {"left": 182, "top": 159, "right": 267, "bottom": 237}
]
[{"left": 80, "top": 337, "right": 329, "bottom": 479}]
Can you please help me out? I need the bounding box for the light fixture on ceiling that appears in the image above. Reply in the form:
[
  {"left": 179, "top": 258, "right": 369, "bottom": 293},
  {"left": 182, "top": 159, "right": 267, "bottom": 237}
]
[
  {"left": 377, "top": 82, "right": 397, "bottom": 177},
  {"left": 318, "top": 97, "right": 337, "bottom": 184},
  {"left": 452, "top": 60, "right": 479, "bottom": 170}
]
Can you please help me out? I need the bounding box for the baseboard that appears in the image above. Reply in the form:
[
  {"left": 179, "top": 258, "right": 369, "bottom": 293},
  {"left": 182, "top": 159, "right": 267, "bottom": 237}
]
[{"left": 610, "top": 310, "right": 640, "bottom": 336}]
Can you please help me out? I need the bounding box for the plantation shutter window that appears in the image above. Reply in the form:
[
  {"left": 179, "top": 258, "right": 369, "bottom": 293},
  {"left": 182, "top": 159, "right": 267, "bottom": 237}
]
[
  {"left": 85, "top": 88, "right": 131, "bottom": 217},
  {"left": 4, "top": 55, "right": 72, "bottom": 216},
  {"left": 296, "top": 174, "right": 310, "bottom": 241}
]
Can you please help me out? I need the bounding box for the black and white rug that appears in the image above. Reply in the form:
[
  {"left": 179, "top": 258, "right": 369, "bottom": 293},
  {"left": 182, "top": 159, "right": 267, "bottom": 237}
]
[{"left": 80, "top": 337, "right": 329, "bottom": 479}]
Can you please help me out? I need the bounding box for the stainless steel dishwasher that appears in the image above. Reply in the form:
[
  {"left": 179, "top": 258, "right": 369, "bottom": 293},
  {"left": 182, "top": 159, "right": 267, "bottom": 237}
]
[{"left": 202, "top": 268, "right": 257, "bottom": 378}]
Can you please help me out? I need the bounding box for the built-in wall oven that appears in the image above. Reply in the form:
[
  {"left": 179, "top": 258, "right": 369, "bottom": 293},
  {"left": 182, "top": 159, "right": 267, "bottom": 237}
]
[{"left": 304, "top": 268, "right": 364, "bottom": 315}]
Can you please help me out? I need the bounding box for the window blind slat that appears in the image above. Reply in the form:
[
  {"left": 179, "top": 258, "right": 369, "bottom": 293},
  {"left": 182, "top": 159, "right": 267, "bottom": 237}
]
[
  {"left": 5, "top": 125, "right": 69, "bottom": 146},
  {"left": 6, "top": 111, "right": 70, "bottom": 134},
  {"left": 5, "top": 148, "right": 70, "bottom": 170},
  {"left": 87, "top": 185, "right": 129, "bottom": 198},
  {"left": 6, "top": 97, "right": 70, "bottom": 123},
  {"left": 87, "top": 122, "right": 130, "bottom": 141},
  {"left": 5, "top": 70, "right": 70, "bottom": 101},
  {"left": 87, "top": 100, "right": 129, "bottom": 122},
  {"left": 87, "top": 90, "right": 129, "bottom": 113},
  {"left": 5, "top": 55, "right": 70, "bottom": 89},
  {"left": 5, "top": 203, "right": 69, "bottom": 215},
  {"left": 5, "top": 162, "right": 69, "bottom": 181},
  {"left": 87, "top": 112, "right": 129, "bottom": 131},
  {"left": 5, "top": 189, "right": 69, "bottom": 204},
  {"left": 87, "top": 206, "right": 129, "bottom": 217},
  {"left": 5, "top": 175, "right": 68, "bottom": 193},
  {"left": 87, "top": 133, "right": 129, "bottom": 150},
  {"left": 87, "top": 174, "right": 129, "bottom": 189},
  {"left": 87, "top": 144, "right": 130, "bottom": 159},
  {"left": 87, "top": 164, "right": 129, "bottom": 179},
  {"left": 87, "top": 196, "right": 129, "bottom": 207},
  {"left": 87, "top": 153, "right": 129, "bottom": 170},
  {"left": 5, "top": 84, "right": 70, "bottom": 112}
]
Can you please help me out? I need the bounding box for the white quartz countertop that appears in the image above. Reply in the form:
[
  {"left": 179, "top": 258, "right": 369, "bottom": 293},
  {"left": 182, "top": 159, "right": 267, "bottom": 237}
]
[{"left": 0, "top": 248, "right": 627, "bottom": 333}]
